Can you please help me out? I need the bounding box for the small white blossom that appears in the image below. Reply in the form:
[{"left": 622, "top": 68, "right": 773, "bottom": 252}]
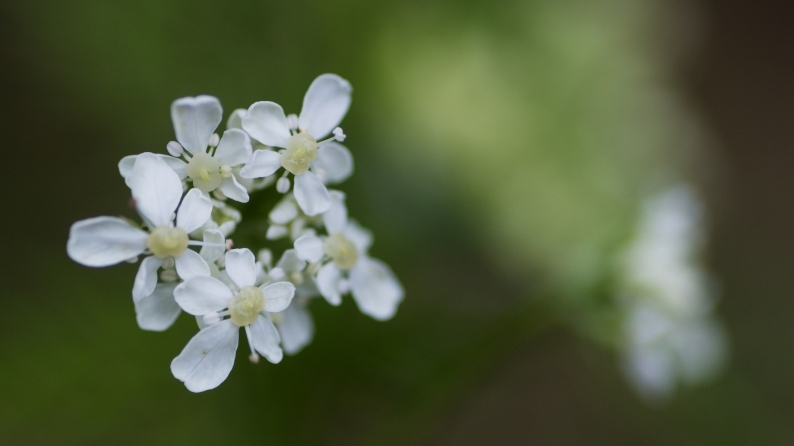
[
  {"left": 241, "top": 74, "right": 354, "bottom": 216},
  {"left": 293, "top": 191, "right": 403, "bottom": 320},
  {"left": 171, "top": 248, "right": 295, "bottom": 392},
  {"left": 67, "top": 153, "right": 218, "bottom": 330},
  {"left": 118, "top": 96, "right": 263, "bottom": 203}
]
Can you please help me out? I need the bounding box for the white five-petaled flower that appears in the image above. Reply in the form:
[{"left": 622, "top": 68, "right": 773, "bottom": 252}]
[
  {"left": 119, "top": 96, "right": 262, "bottom": 203},
  {"left": 171, "top": 248, "right": 296, "bottom": 392},
  {"left": 67, "top": 153, "right": 215, "bottom": 311},
  {"left": 241, "top": 74, "right": 354, "bottom": 216},
  {"left": 293, "top": 191, "right": 403, "bottom": 320}
]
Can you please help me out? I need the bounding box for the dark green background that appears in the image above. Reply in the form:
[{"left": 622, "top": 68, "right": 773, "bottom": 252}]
[{"left": 1, "top": 0, "right": 793, "bottom": 444}]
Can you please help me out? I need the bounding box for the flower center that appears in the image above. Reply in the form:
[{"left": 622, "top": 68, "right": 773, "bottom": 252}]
[
  {"left": 281, "top": 133, "right": 318, "bottom": 175},
  {"left": 146, "top": 226, "right": 189, "bottom": 258},
  {"left": 186, "top": 152, "right": 222, "bottom": 192},
  {"left": 323, "top": 233, "right": 359, "bottom": 270},
  {"left": 228, "top": 286, "right": 265, "bottom": 327}
]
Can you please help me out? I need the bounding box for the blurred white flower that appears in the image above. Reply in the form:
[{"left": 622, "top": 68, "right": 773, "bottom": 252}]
[
  {"left": 171, "top": 248, "right": 295, "bottom": 392},
  {"left": 265, "top": 249, "right": 318, "bottom": 355},
  {"left": 118, "top": 96, "right": 262, "bottom": 203},
  {"left": 618, "top": 186, "right": 727, "bottom": 401},
  {"left": 68, "top": 153, "right": 215, "bottom": 310},
  {"left": 241, "top": 74, "right": 354, "bottom": 215},
  {"left": 294, "top": 191, "right": 403, "bottom": 320}
]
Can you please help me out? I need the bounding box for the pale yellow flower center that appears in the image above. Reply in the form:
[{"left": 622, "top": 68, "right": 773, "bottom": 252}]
[
  {"left": 228, "top": 286, "right": 265, "bottom": 327},
  {"left": 280, "top": 133, "right": 318, "bottom": 175},
  {"left": 186, "top": 152, "right": 222, "bottom": 192},
  {"left": 324, "top": 233, "right": 359, "bottom": 270},
  {"left": 146, "top": 226, "right": 189, "bottom": 258}
]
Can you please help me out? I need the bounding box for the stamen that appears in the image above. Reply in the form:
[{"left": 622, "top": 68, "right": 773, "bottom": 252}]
[
  {"left": 203, "top": 312, "right": 221, "bottom": 325},
  {"left": 338, "top": 278, "right": 350, "bottom": 294},
  {"left": 318, "top": 127, "right": 346, "bottom": 146},
  {"left": 244, "top": 325, "right": 260, "bottom": 364},
  {"left": 287, "top": 114, "right": 299, "bottom": 131},
  {"left": 276, "top": 177, "right": 291, "bottom": 194},
  {"left": 187, "top": 241, "right": 227, "bottom": 247},
  {"left": 209, "top": 133, "right": 220, "bottom": 147},
  {"left": 166, "top": 141, "right": 184, "bottom": 157},
  {"left": 160, "top": 269, "right": 178, "bottom": 282},
  {"left": 220, "top": 164, "right": 233, "bottom": 178}
]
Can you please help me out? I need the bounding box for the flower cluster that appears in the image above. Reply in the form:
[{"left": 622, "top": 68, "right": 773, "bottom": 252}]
[
  {"left": 617, "top": 186, "right": 726, "bottom": 401},
  {"left": 67, "top": 74, "right": 403, "bottom": 392}
]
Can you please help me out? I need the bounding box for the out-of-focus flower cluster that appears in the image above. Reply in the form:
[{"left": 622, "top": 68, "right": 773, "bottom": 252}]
[
  {"left": 67, "top": 74, "right": 403, "bottom": 392},
  {"left": 616, "top": 186, "right": 727, "bottom": 401}
]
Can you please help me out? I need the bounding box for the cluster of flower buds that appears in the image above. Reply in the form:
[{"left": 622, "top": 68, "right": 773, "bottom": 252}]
[{"left": 67, "top": 74, "right": 404, "bottom": 392}]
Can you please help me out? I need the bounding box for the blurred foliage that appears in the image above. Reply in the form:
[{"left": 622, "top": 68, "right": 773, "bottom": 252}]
[{"left": 0, "top": 0, "right": 782, "bottom": 444}]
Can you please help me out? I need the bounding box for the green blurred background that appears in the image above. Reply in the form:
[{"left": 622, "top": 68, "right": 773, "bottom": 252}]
[{"left": 1, "top": 0, "right": 793, "bottom": 444}]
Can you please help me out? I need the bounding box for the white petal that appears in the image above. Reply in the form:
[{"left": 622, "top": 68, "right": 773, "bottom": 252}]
[
  {"left": 239, "top": 149, "right": 282, "bottom": 179},
  {"left": 323, "top": 190, "right": 348, "bottom": 234},
  {"left": 298, "top": 74, "right": 352, "bottom": 139},
  {"left": 200, "top": 229, "right": 226, "bottom": 262},
  {"left": 293, "top": 172, "right": 331, "bottom": 216},
  {"left": 344, "top": 220, "right": 373, "bottom": 254},
  {"left": 218, "top": 175, "right": 249, "bottom": 203},
  {"left": 294, "top": 234, "right": 324, "bottom": 263},
  {"left": 171, "top": 319, "right": 238, "bottom": 393},
  {"left": 269, "top": 199, "right": 298, "bottom": 225},
  {"left": 135, "top": 283, "right": 180, "bottom": 331},
  {"left": 227, "top": 108, "right": 246, "bottom": 129},
  {"left": 176, "top": 188, "right": 213, "bottom": 233},
  {"left": 171, "top": 95, "right": 222, "bottom": 154},
  {"left": 128, "top": 153, "right": 183, "bottom": 227},
  {"left": 213, "top": 129, "right": 252, "bottom": 166},
  {"left": 118, "top": 155, "right": 136, "bottom": 179},
  {"left": 316, "top": 262, "right": 342, "bottom": 306},
  {"left": 349, "top": 257, "right": 403, "bottom": 320},
  {"left": 224, "top": 248, "right": 258, "bottom": 288},
  {"left": 249, "top": 316, "right": 283, "bottom": 363},
  {"left": 121, "top": 154, "right": 188, "bottom": 186},
  {"left": 132, "top": 255, "right": 164, "bottom": 302},
  {"left": 174, "top": 275, "right": 232, "bottom": 315},
  {"left": 278, "top": 303, "right": 314, "bottom": 355},
  {"left": 313, "top": 143, "right": 353, "bottom": 184},
  {"left": 159, "top": 155, "right": 189, "bottom": 180},
  {"left": 266, "top": 225, "right": 288, "bottom": 240},
  {"left": 261, "top": 281, "right": 296, "bottom": 312},
  {"left": 242, "top": 101, "right": 291, "bottom": 147},
  {"left": 276, "top": 249, "right": 306, "bottom": 273},
  {"left": 67, "top": 216, "right": 147, "bottom": 267},
  {"left": 175, "top": 249, "right": 210, "bottom": 281}
]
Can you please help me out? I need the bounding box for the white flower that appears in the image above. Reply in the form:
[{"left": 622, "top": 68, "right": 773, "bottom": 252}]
[
  {"left": 265, "top": 249, "right": 318, "bottom": 355},
  {"left": 293, "top": 191, "right": 403, "bottom": 320},
  {"left": 67, "top": 153, "right": 215, "bottom": 315},
  {"left": 241, "top": 74, "right": 354, "bottom": 216},
  {"left": 171, "top": 248, "right": 295, "bottom": 392},
  {"left": 618, "top": 186, "right": 727, "bottom": 400},
  {"left": 621, "top": 303, "right": 726, "bottom": 401},
  {"left": 118, "top": 96, "right": 260, "bottom": 203},
  {"left": 265, "top": 194, "right": 323, "bottom": 240}
]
